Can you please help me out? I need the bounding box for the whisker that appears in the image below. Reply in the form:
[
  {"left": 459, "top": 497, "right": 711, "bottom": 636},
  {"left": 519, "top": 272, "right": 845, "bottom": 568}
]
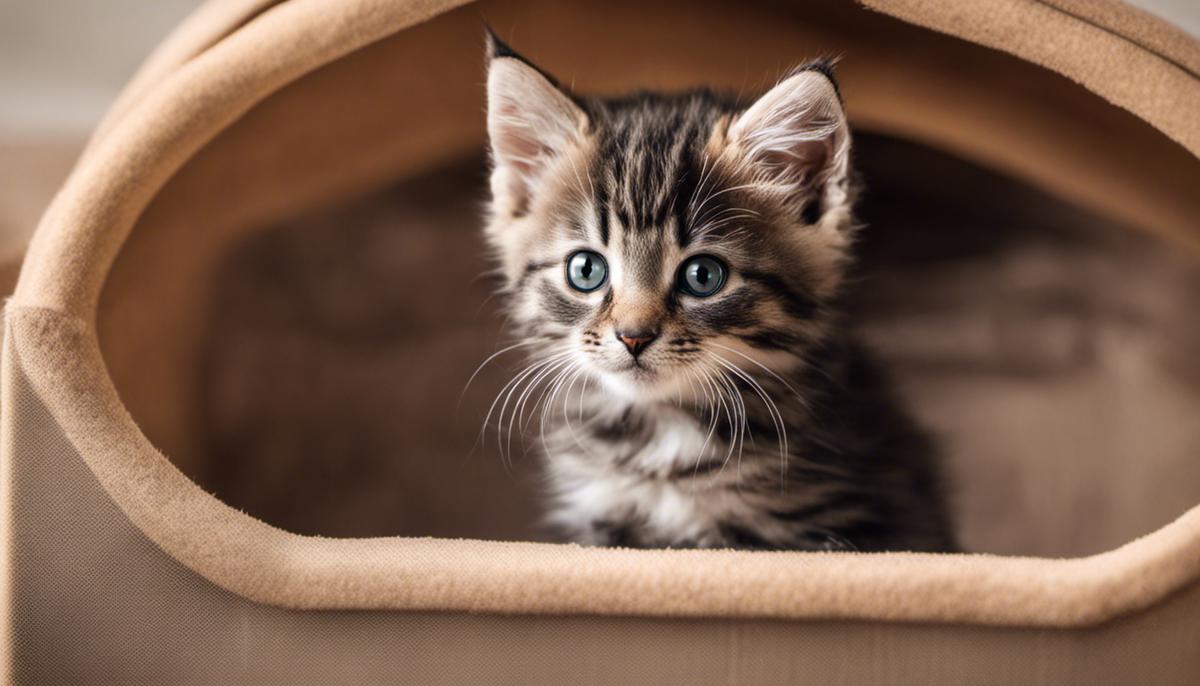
[
  {"left": 460, "top": 339, "right": 542, "bottom": 410},
  {"left": 508, "top": 356, "right": 574, "bottom": 459},
  {"left": 551, "top": 365, "right": 590, "bottom": 453},
  {"left": 690, "top": 364, "right": 721, "bottom": 477},
  {"left": 708, "top": 341, "right": 811, "bottom": 414},
  {"left": 709, "top": 362, "right": 748, "bottom": 483},
  {"left": 707, "top": 351, "right": 790, "bottom": 489},
  {"left": 482, "top": 349, "right": 573, "bottom": 467},
  {"left": 537, "top": 360, "right": 578, "bottom": 437},
  {"left": 695, "top": 358, "right": 738, "bottom": 478}
]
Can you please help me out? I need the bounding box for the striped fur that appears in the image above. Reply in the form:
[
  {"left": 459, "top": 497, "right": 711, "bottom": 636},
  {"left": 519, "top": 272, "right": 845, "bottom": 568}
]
[{"left": 481, "top": 35, "right": 956, "bottom": 552}]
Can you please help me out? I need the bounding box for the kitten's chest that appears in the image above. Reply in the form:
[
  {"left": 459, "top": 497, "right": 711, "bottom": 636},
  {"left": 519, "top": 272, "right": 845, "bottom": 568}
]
[
  {"left": 544, "top": 404, "right": 764, "bottom": 546},
  {"left": 560, "top": 402, "right": 722, "bottom": 478}
]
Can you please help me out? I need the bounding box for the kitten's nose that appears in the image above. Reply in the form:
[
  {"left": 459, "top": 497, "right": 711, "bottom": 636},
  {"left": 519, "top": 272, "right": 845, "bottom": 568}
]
[{"left": 616, "top": 329, "right": 659, "bottom": 357}]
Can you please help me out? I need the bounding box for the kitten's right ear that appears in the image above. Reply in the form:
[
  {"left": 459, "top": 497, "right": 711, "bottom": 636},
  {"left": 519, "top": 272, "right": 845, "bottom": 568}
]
[{"left": 485, "top": 33, "right": 587, "bottom": 217}]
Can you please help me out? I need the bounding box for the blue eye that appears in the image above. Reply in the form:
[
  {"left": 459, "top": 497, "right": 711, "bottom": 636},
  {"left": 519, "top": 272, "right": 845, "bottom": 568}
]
[
  {"left": 678, "top": 255, "right": 727, "bottom": 297},
  {"left": 566, "top": 250, "right": 608, "bottom": 292}
]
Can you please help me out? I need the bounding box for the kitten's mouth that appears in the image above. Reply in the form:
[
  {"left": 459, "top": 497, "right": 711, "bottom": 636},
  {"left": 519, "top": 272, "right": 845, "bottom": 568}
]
[
  {"left": 623, "top": 358, "right": 656, "bottom": 376},
  {"left": 593, "top": 358, "right": 658, "bottom": 384},
  {"left": 616, "top": 361, "right": 671, "bottom": 391}
]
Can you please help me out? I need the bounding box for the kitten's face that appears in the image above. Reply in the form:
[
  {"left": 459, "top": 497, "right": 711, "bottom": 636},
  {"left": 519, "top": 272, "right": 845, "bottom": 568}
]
[{"left": 484, "top": 40, "right": 853, "bottom": 402}]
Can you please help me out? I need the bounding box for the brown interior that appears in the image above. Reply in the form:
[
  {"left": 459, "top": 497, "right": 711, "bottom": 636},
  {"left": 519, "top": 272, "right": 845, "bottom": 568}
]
[
  {"left": 93, "top": 0, "right": 1200, "bottom": 558},
  {"left": 190, "top": 135, "right": 1200, "bottom": 558}
]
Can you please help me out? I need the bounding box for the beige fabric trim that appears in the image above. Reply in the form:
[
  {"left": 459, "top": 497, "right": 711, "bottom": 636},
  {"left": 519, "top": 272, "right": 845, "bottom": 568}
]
[
  {"left": 81, "top": 0, "right": 285, "bottom": 163},
  {"left": 9, "top": 305, "right": 1200, "bottom": 625},
  {"left": 1042, "top": 0, "right": 1200, "bottom": 75},
  {"left": 7, "top": 0, "right": 1200, "bottom": 625},
  {"left": 863, "top": 0, "right": 1200, "bottom": 154}
]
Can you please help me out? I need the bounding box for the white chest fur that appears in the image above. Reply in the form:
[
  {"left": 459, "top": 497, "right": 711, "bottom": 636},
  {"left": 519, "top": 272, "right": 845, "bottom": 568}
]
[{"left": 543, "top": 403, "right": 763, "bottom": 546}]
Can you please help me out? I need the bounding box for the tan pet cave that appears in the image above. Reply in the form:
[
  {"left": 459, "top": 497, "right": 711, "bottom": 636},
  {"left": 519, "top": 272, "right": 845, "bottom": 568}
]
[{"left": 4, "top": 0, "right": 1200, "bottom": 683}]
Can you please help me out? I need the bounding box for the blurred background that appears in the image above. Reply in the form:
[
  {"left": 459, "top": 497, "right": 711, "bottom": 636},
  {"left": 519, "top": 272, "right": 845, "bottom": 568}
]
[{"left": 1, "top": 1, "right": 201, "bottom": 251}]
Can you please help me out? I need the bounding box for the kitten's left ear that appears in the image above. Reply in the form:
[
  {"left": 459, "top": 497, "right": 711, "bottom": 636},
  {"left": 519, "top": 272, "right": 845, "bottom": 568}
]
[
  {"left": 726, "top": 65, "right": 850, "bottom": 221},
  {"left": 485, "top": 32, "right": 588, "bottom": 217}
]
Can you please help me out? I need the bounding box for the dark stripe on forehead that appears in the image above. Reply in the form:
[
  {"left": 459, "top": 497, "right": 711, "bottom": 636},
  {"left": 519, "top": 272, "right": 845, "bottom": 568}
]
[
  {"left": 672, "top": 146, "right": 701, "bottom": 247},
  {"left": 607, "top": 128, "right": 628, "bottom": 187},
  {"left": 644, "top": 119, "right": 684, "bottom": 232},
  {"left": 601, "top": 131, "right": 633, "bottom": 233},
  {"left": 615, "top": 206, "right": 633, "bottom": 234},
  {"left": 651, "top": 184, "right": 671, "bottom": 230},
  {"left": 595, "top": 182, "right": 610, "bottom": 246},
  {"left": 661, "top": 120, "right": 699, "bottom": 246},
  {"left": 586, "top": 90, "right": 737, "bottom": 247},
  {"left": 634, "top": 146, "right": 655, "bottom": 230}
]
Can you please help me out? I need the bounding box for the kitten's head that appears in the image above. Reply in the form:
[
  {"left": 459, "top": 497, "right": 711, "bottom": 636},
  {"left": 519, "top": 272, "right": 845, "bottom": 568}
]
[{"left": 484, "top": 35, "right": 854, "bottom": 402}]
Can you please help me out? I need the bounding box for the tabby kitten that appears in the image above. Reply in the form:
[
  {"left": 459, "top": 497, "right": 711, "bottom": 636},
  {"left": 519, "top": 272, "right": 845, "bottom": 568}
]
[{"left": 481, "top": 35, "right": 956, "bottom": 552}]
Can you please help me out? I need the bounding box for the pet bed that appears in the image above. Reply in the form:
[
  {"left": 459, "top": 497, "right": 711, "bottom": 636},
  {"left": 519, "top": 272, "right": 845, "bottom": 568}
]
[{"left": 4, "top": 0, "right": 1200, "bottom": 683}]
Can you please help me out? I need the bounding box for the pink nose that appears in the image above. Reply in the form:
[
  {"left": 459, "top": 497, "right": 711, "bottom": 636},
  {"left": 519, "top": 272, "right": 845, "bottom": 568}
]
[{"left": 616, "top": 330, "right": 658, "bottom": 357}]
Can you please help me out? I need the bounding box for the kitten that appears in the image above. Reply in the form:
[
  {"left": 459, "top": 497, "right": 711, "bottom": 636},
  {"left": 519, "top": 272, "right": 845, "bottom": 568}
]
[{"left": 481, "top": 34, "right": 957, "bottom": 552}]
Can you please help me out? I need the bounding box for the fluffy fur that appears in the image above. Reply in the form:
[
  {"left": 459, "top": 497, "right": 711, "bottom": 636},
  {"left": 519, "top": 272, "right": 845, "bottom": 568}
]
[{"left": 480, "top": 33, "right": 956, "bottom": 552}]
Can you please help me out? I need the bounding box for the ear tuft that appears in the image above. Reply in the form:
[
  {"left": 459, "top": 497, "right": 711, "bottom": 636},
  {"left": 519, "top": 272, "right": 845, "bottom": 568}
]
[
  {"left": 790, "top": 58, "right": 842, "bottom": 102},
  {"left": 483, "top": 23, "right": 518, "bottom": 61}
]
